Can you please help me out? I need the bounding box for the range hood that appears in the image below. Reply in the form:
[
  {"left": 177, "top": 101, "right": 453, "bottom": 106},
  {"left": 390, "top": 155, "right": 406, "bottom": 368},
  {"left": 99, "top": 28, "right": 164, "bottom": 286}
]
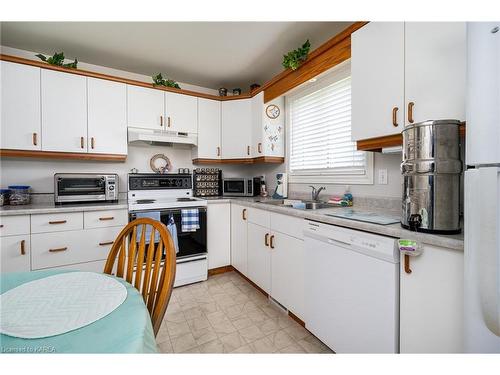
[{"left": 128, "top": 128, "right": 197, "bottom": 147}]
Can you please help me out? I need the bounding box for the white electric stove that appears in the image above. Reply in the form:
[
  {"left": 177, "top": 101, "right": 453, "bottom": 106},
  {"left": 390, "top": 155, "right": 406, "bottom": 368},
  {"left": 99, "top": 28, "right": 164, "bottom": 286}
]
[{"left": 128, "top": 173, "right": 208, "bottom": 287}]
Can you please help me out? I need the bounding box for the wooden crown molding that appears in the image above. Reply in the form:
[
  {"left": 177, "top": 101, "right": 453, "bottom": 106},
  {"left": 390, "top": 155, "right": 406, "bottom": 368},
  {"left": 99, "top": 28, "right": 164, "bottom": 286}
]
[
  {"left": 192, "top": 156, "right": 284, "bottom": 165},
  {"left": 0, "top": 22, "right": 368, "bottom": 104},
  {"left": 0, "top": 149, "right": 127, "bottom": 162}
]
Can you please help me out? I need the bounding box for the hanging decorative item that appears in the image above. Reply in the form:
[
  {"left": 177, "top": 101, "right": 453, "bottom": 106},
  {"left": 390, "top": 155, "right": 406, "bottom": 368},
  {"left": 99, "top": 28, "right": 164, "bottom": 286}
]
[
  {"left": 35, "top": 52, "right": 78, "bottom": 69},
  {"left": 150, "top": 154, "right": 172, "bottom": 174},
  {"left": 266, "top": 104, "right": 281, "bottom": 119}
]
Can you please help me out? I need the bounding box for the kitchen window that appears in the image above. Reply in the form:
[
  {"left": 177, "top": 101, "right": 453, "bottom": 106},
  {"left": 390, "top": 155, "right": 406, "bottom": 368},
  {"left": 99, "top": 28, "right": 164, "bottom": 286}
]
[{"left": 287, "top": 61, "right": 373, "bottom": 184}]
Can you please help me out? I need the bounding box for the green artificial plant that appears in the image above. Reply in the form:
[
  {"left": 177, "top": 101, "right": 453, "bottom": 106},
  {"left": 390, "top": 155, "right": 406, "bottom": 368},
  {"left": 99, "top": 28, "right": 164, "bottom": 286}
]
[
  {"left": 282, "top": 39, "right": 311, "bottom": 70},
  {"left": 35, "top": 52, "right": 78, "bottom": 68},
  {"left": 152, "top": 73, "right": 181, "bottom": 89}
]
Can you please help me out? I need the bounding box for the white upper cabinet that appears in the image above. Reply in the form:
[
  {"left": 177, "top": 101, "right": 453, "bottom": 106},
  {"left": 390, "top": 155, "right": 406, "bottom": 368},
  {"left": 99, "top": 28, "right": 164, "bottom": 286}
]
[
  {"left": 221, "top": 98, "right": 252, "bottom": 159},
  {"left": 351, "top": 22, "right": 466, "bottom": 141},
  {"left": 41, "top": 70, "right": 87, "bottom": 153},
  {"left": 405, "top": 22, "right": 466, "bottom": 125},
  {"left": 251, "top": 92, "right": 285, "bottom": 158},
  {"left": 195, "top": 98, "right": 221, "bottom": 159},
  {"left": 1, "top": 61, "right": 41, "bottom": 150},
  {"left": 165, "top": 92, "right": 198, "bottom": 134},
  {"left": 351, "top": 22, "right": 405, "bottom": 141},
  {"left": 127, "top": 85, "right": 165, "bottom": 130},
  {"left": 87, "top": 78, "right": 127, "bottom": 155}
]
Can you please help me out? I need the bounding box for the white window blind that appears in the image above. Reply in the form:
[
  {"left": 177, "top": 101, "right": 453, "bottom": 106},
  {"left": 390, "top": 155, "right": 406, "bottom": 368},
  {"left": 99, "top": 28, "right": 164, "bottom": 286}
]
[{"left": 288, "top": 62, "right": 372, "bottom": 184}]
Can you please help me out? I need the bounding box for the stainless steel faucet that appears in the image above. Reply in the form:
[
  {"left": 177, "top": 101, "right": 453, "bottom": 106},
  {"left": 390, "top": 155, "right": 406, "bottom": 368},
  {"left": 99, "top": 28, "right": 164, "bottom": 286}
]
[{"left": 309, "top": 186, "right": 326, "bottom": 201}]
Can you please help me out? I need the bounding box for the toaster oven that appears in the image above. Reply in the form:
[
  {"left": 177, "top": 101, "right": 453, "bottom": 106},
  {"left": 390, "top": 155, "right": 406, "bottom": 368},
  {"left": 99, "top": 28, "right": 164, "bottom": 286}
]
[{"left": 54, "top": 173, "right": 119, "bottom": 204}]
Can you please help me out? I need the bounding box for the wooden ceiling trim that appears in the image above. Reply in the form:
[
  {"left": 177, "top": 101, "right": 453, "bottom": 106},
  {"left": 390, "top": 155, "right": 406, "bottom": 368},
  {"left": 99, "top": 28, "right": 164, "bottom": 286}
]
[{"left": 263, "top": 21, "right": 368, "bottom": 103}]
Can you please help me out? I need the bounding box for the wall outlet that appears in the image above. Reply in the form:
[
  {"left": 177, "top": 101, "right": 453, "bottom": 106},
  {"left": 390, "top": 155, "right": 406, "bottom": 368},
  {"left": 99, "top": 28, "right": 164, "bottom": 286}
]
[{"left": 378, "top": 169, "right": 388, "bottom": 185}]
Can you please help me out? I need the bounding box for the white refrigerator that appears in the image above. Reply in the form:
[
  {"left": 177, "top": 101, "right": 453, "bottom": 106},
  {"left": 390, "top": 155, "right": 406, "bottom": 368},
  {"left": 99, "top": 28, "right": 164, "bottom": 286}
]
[{"left": 464, "top": 22, "right": 500, "bottom": 352}]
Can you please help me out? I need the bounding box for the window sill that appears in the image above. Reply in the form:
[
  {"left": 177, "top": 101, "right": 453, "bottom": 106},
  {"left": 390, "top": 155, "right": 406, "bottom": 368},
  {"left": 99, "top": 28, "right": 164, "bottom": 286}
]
[{"left": 288, "top": 173, "right": 374, "bottom": 185}]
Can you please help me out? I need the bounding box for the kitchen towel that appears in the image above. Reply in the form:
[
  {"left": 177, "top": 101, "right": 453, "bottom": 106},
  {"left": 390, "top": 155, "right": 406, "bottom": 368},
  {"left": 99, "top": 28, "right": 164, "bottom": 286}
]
[
  {"left": 135, "top": 211, "right": 161, "bottom": 244},
  {"left": 0, "top": 272, "right": 127, "bottom": 339},
  {"left": 166, "top": 214, "right": 179, "bottom": 254},
  {"left": 181, "top": 208, "right": 199, "bottom": 232}
]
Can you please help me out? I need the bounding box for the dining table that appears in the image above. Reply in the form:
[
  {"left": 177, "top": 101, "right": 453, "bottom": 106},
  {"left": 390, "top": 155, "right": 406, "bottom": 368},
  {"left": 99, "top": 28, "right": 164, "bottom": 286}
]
[{"left": 0, "top": 270, "right": 158, "bottom": 353}]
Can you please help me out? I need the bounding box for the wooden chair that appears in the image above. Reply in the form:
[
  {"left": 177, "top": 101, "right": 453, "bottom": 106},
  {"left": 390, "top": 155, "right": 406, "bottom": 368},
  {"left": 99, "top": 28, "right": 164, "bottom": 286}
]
[{"left": 103, "top": 218, "right": 176, "bottom": 336}]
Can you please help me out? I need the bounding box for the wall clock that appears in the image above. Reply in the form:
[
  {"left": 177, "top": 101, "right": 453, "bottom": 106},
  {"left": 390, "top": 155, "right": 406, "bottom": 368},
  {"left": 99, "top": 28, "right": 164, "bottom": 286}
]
[{"left": 266, "top": 104, "right": 280, "bottom": 119}]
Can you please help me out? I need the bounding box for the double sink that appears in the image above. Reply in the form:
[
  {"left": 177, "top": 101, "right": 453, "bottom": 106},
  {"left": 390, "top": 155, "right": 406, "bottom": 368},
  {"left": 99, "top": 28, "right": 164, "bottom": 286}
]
[{"left": 256, "top": 199, "right": 336, "bottom": 210}]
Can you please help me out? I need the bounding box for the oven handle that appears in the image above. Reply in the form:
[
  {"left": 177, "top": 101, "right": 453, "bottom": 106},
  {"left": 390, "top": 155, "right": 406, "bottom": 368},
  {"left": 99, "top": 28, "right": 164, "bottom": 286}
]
[{"left": 129, "top": 207, "right": 207, "bottom": 216}]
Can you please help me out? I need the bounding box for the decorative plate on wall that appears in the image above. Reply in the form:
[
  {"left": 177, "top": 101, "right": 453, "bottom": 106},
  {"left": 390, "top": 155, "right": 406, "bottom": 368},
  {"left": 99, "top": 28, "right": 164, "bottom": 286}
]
[{"left": 266, "top": 104, "right": 281, "bottom": 119}]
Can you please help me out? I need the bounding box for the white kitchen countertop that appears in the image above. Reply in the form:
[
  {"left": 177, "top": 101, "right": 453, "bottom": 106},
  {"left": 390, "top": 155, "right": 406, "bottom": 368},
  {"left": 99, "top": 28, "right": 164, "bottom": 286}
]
[
  {"left": 206, "top": 196, "right": 464, "bottom": 251},
  {"left": 0, "top": 200, "right": 129, "bottom": 216},
  {"left": 0, "top": 197, "right": 463, "bottom": 251}
]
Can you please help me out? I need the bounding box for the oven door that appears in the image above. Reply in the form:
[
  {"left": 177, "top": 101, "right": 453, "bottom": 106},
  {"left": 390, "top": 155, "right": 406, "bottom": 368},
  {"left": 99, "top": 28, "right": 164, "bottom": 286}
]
[
  {"left": 129, "top": 207, "right": 207, "bottom": 260},
  {"left": 55, "top": 176, "right": 106, "bottom": 202}
]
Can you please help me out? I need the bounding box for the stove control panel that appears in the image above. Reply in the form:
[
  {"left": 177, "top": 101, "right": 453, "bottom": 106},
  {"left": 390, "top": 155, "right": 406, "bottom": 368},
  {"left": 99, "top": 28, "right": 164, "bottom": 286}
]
[{"left": 129, "top": 173, "right": 192, "bottom": 190}]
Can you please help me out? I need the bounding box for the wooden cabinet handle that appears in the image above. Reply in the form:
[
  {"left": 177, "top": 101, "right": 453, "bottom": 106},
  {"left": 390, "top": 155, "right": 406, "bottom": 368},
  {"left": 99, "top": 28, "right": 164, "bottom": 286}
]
[
  {"left": 33, "top": 133, "right": 38, "bottom": 146},
  {"left": 160, "top": 115, "right": 163, "bottom": 126},
  {"left": 99, "top": 216, "right": 115, "bottom": 221},
  {"left": 91, "top": 137, "right": 95, "bottom": 149},
  {"left": 247, "top": 146, "right": 250, "bottom": 156},
  {"left": 167, "top": 116, "right": 171, "bottom": 127},
  {"left": 49, "top": 247, "right": 68, "bottom": 253},
  {"left": 80, "top": 136, "right": 84, "bottom": 149},
  {"left": 404, "top": 254, "right": 412, "bottom": 274},
  {"left": 242, "top": 209, "right": 247, "bottom": 220},
  {"left": 392, "top": 107, "right": 399, "bottom": 127},
  {"left": 20, "top": 239, "right": 26, "bottom": 255},
  {"left": 99, "top": 241, "right": 114, "bottom": 246},
  {"left": 49, "top": 220, "right": 67, "bottom": 225},
  {"left": 408, "top": 102, "right": 415, "bottom": 124},
  {"left": 265, "top": 233, "right": 269, "bottom": 247},
  {"left": 217, "top": 147, "right": 221, "bottom": 157},
  {"left": 258, "top": 143, "right": 262, "bottom": 153},
  {"left": 270, "top": 235, "right": 275, "bottom": 249}
]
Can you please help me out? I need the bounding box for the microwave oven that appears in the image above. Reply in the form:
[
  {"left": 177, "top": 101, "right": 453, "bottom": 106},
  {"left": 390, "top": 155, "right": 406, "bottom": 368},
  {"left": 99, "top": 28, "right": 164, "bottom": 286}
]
[
  {"left": 54, "top": 173, "right": 119, "bottom": 204},
  {"left": 222, "top": 177, "right": 261, "bottom": 197}
]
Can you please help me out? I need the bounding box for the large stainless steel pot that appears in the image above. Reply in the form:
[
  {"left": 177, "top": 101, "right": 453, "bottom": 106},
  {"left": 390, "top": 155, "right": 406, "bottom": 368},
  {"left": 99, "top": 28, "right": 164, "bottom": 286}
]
[{"left": 401, "top": 120, "right": 462, "bottom": 234}]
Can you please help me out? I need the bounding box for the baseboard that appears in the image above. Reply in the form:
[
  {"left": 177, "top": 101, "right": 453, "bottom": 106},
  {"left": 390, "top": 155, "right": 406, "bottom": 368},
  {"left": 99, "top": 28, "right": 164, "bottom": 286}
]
[{"left": 208, "top": 265, "right": 234, "bottom": 277}]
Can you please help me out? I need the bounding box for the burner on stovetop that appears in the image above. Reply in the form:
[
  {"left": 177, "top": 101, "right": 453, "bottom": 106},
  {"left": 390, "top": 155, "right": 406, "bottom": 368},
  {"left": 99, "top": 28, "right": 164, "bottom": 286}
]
[
  {"left": 136, "top": 199, "right": 156, "bottom": 204},
  {"left": 177, "top": 198, "right": 197, "bottom": 202}
]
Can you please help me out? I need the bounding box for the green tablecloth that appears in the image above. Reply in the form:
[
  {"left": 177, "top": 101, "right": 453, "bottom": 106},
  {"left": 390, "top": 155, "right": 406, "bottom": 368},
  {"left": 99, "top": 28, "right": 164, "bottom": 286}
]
[{"left": 0, "top": 270, "right": 158, "bottom": 353}]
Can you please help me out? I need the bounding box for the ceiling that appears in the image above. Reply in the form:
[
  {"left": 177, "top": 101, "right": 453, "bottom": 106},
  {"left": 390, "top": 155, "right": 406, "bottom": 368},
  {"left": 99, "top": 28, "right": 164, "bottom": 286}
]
[{"left": 0, "top": 22, "right": 353, "bottom": 90}]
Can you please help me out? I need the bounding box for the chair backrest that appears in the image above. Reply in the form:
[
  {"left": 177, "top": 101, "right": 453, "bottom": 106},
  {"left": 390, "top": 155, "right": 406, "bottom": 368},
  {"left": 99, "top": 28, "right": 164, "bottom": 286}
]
[{"left": 103, "top": 218, "right": 176, "bottom": 336}]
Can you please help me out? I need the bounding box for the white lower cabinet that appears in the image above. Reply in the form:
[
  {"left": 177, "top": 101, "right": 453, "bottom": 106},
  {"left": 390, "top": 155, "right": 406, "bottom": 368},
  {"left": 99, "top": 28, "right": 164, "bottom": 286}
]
[
  {"left": 0, "top": 208, "right": 127, "bottom": 273},
  {"left": 207, "top": 202, "right": 231, "bottom": 269},
  {"left": 400, "top": 244, "right": 464, "bottom": 353},
  {"left": 247, "top": 222, "right": 272, "bottom": 293},
  {"left": 31, "top": 226, "right": 121, "bottom": 270},
  {"left": 232, "top": 206, "right": 304, "bottom": 318},
  {"left": 270, "top": 230, "right": 304, "bottom": 319},
  {"left": 230, "top": 204, "right": 248, "bottom": 275},
  {"left": 1, "top": 235, "right": 31, "bottom": 273}
]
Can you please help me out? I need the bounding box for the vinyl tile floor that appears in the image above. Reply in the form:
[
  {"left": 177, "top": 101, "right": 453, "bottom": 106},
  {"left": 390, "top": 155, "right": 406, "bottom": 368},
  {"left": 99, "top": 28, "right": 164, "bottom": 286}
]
[{"left": 156, "top": 271, "right": 333, "bottom": 354}]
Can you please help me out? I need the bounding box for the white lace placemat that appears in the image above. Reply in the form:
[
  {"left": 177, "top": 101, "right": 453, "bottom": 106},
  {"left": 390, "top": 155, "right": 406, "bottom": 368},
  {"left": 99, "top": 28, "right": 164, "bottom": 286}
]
[{"left": 0, "top": 272, "right": 127, "bottom": 339}]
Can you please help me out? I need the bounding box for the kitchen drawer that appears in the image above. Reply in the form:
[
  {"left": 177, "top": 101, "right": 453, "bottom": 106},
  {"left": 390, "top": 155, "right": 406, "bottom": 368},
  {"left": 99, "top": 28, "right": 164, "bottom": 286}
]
[
  {"left": 84, "top": 209, "right": 128, "bottom": 229},
  {"left": 246, "top": 207, "right": 271, "bottom": 227},
  {"left": 1, "top": 235, "right": 30, "bottom": 272},
  {"left": 270, "top": 212, "right": 304, "bottom": 240},
  {"left": 31, "top": 227, "right": 121, "bottom": 270},
  {"left": 31, "top": 212, "right": 83, "bottom": 234},
  {"left": 0, "top": 215, "right": 30, "bottom": 237}
]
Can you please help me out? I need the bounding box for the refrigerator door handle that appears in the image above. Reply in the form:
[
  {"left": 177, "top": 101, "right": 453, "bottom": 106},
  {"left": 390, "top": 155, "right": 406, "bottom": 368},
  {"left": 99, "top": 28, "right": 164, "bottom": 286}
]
[{"left": 473, "top": 167, "right": 500, "bottom": 336}]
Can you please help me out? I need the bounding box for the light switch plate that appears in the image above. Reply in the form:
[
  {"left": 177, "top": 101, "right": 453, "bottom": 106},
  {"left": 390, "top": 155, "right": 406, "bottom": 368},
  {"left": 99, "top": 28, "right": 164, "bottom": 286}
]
[{"left": 378, "top": 169, "right": 388, "bottom": 185}]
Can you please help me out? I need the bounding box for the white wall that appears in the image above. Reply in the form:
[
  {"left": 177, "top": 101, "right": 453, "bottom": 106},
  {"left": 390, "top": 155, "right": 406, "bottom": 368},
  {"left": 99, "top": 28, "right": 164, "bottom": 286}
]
[{"left": 0, "top": 144, "right": 195, "bottom": 194}]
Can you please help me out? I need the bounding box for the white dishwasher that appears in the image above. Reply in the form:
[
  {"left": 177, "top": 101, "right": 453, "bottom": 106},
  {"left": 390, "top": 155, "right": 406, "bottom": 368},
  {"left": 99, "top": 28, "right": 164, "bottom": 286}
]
[{"left": 304, "top": 220, "right": 400, "bottom": 353}]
